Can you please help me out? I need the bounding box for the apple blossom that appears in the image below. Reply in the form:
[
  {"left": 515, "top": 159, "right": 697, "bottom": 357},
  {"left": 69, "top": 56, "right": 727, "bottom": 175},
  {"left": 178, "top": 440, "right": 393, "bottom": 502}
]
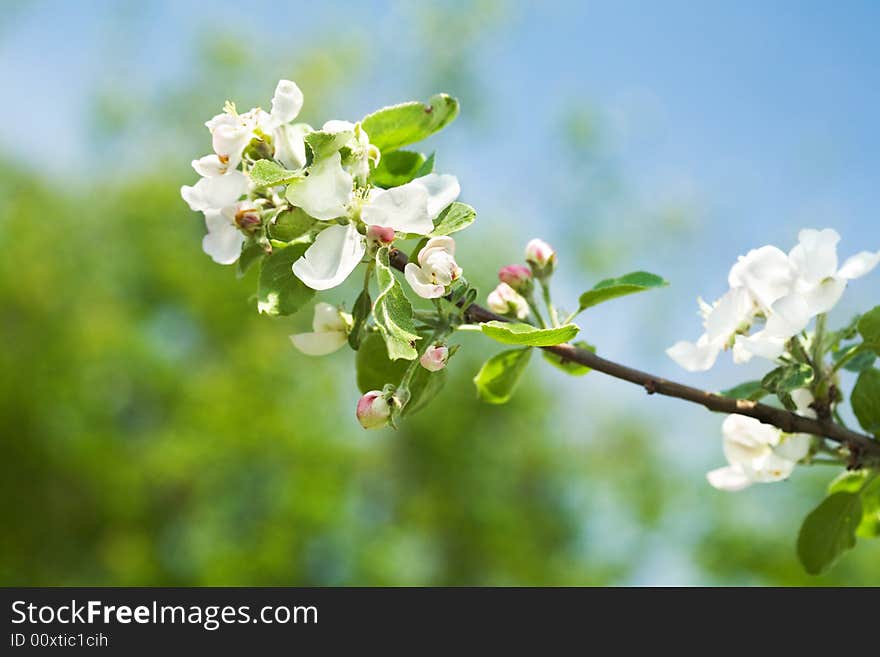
[
  {"left": 404, "top": 236, "right": 463, "bottom": 299},
  {"left": 356, "top": 390, "right": 391, "bottom": 430},
  {"left": 290, "top": 302, "right": 352, "bottom": 356},
  {"left": 525, "top": 238, "right": 556, "bottom": 276},
  {"left": 487, "top": 282, "right": 530, "bottom": 320},
  {"left": 498, "top": 264, "right": 533, "bottom": 292},
  {"left": 420, "top": 345, "right": 449, "bottom": 372}
]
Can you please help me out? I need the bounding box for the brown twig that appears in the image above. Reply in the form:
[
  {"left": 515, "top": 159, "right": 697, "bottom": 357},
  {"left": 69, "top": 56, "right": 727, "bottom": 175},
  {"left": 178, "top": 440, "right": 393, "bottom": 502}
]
[{"left": 388, "top": 248, "right": 880, "bottom": 463}]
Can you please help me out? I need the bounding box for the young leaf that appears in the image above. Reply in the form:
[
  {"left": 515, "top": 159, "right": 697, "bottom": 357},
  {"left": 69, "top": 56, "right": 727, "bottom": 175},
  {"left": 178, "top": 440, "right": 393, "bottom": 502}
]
[
  {"left": 796, "top": 492, "right": 862, "bottom": 575},
  {"left": 481, "top": 321, "right": 579, "bottom": 347},
  {"left": 374, "top": 247, "right": 420, "bottom": 360},
  {"left": 414, "top": 152, "right": 435, "bottom": 177},
  {"left": 370, "top": 150, "right": 426, "bottom": 188},
  {"left": 430, "top": 202, "right": 476, "bottom": 236},
  {"left": 256, "top": 244, "right": 315, "bottom": 316},
  {"left": 542, "top": 341, "right": 594, "bottom": 376},
  {"left": 249, "top": 160, "right": 301, "bottom": 187},
  {"left": 851, "top": 368, "right": 880, "bottom": 435},
  {"left": 719, "top": 380, "right": 768, "bottom": 401},
  {"left": 858, "top": 306, "right": 880, "bottom": 354},
  {"left": 473, "top": 347, "right": 532, "bottom": 404},
  {"left": 761, "top": 363, "right": 814, "bottom": 395},
  {"left": 348, "top": 288, "right": 372, "bottom": 350},
  {"left": 577, "top": 272, "right": 668, "bottom": 313},
  {"left": 362, "top": 94, "right": 460, "bottom": 153},
  {"left": 304, "top": 129, "right": 353, "bottom": 161},
  {"left": 269, "top": 208, "right": 315, "bottom": 242}
]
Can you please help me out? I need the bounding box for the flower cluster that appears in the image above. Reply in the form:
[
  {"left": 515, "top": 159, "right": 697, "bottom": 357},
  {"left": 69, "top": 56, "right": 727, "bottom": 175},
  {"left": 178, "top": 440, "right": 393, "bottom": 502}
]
[
  {"left": 668, "top": 228, "right": 879, "bottom": 371},
  {"left": 486, "top": 239, "right": 558, "bottom": 319}
]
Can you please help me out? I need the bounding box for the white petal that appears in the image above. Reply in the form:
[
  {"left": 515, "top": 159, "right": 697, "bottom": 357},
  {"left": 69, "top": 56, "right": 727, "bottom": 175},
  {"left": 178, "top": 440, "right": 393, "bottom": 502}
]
[
  {"left": 790, "top": 388, "right": 816, "bottom": 419},
  {"left": 289, "top": 330, "right": 347, "bottom": 356},
  {"left": 734, "top": 331, "right": 786, "bottom": 361},
  {"left": 750, "top": 451, "right": 796, "bottom": 482},
  {"left": 286, "top": 152, "right": 352, "bottom": 220},
  {"left": 707, "top": 466, "right": 753, "bottom": 492},
  {"left": 727, "top": 245, "right": 794, "bottom": 310},
  {"left": 419, "top": 236, "right": 456, "bottom": 262},
  {"left": 181, "top": 171, "right": 248, "bottom": 212},
  {"left": 274, "top": 123, "right": 310, "bottom": 170},
  {"left": 312, "top": 301, "right": 346, "bottom": 333},
  {"left": 270, "top": 79, "right": 303, "bottom": 124},
  {"left": 322, "top": 119, "right": 356, "bottom": 133},
  {"left": 765, "top": 293, "right": 812, "bottom": 337},
  {"left": 789, "top": 228, "right": 840, "bottom": 284},
  {"left": 410, "top": 173, "right": 460, "bottom": 220},
  {"left": 705, "top": 287, "right": 753, "bottom": 342},
  {"left": 362, "top": 183, "right": 432, "bottom": 235},
  {"left": 838, "top": 251, "right": 880, "bottom": 279},
  {"left": 202, "top": 211, "right": 245, "bottom": 265},
  {"left": 798, "top": 277, "right": 846, "bottom": 316},
  {"left": 666, "top": 335, "right": 721, "bottom": 372},
  {"left": 292, "top": 223, "right": 365, "bottom": 291},
  {"left": 211, "top": 123, "right": 252, "bottom": 170},
  {"left": 404, "top": 263, "right": 445, "bottom": 298},
  {"left": 192, "top": 154, "right": 227, "bottom": 177},
  {"left": 732, "top": 339, "right": 753, "bottom": 364},
  {"left": 774, "top": 433, "right": 811, "bottom": 463}
]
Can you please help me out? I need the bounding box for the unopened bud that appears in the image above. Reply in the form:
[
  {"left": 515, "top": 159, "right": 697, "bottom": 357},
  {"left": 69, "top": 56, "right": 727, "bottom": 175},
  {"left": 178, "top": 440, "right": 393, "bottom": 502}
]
[
  {"left": 420, "top": 345, "right": 449, "bottom": 372},
  {"left": 498, "top": 264, "right": 533, "bottom": 292},
  {"left": 234, "top": 207, "right": 262, "bottom": 234},
  {"left": 356, "top": 390, "right": 391, "bottom": 430},
  {"left": 525, "top": 238, "right": 556, "bottom": 276},
  {"left": 487, "top": 283, "right": 530, "bottom": 320},
  {"left": 366, "top": 224, "right": 396, "bottom": 245}
]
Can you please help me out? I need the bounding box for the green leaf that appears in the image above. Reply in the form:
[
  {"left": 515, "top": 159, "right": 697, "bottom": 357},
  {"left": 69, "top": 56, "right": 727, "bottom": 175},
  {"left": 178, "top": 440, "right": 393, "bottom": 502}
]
[
  {"left": 249, "top": 160, "right": 301, "bottom": 187},
  {"left": 481, "top": 321, "right": 579, "bottom": 347},
  {"left": 256, "top": 244, "right": 315, "bottom": 316},
  {"left": 473, "top": 347, "right": 532, "bottom": 404},
  {"left": 362, "top": 93, "right": 459, "bottom": 153},
  {"left": 304, "top": 129, "right": 353, "bottom": 161},
  {"left": 414, "top": 152, "right": 435, "bottom": 177},
  {"left": 851, "top": 367, "right": 880, "bottom": 435},
  {"left": 430, "top": 202, "right": 476, "bottom": 236},
  {"left": 797, "top": 492, "right": 862, "bottom": 575},
  {"left": 827, "top": 471, "right": 880, "bottom": 538},
  {"left": 828, "top": 470, "right": 870, "bottom": 495},
  {"left": 355, "top": 333, "right": 446, "bottom": 415},
  {"left": 761, "top": 363, "right": 814, "bottom": 395},
  {"left": 370, "top": 150, "right": 426, "bottom": 188},
  {"left": 373, "top": 247, "right": 420, "bottom": 360},
  {"left": 268, "top": 208, "right": 315, "bottom": 242},
  {"left": 348, "top": 288, "right": 372, "bottom": 350},
  {"left": 719, "top": 380, "right": 768, "bottom": 401},
  {"left": 577, "top": 271, "right": 668, "bottom": 312},
  {"left": 236, "top": 242, "right": 265, "bottom": 279},
  {"left": 542, "top": 341, "right": 594, "bottom": 376},
  {"left": 858, "top": 306, "right": 880, "bottom": 354}
]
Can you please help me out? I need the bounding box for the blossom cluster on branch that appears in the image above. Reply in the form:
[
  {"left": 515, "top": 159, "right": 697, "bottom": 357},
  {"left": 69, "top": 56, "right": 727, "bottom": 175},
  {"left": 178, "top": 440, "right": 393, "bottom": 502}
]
[{"left": 182, "top": 79, "right": 880, "bottom": 575}]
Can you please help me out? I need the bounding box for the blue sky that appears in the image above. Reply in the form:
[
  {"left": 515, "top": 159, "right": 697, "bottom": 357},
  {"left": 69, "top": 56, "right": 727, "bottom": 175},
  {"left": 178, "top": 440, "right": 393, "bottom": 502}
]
[{"left": 3, "top": 0, "right": 879, "bottom": 582}]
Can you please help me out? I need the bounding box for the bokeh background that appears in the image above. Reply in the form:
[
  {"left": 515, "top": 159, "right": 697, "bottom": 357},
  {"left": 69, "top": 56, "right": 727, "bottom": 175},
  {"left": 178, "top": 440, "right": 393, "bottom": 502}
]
[{"left": 1, "top": 0, "right": 878, "bottom": 585}]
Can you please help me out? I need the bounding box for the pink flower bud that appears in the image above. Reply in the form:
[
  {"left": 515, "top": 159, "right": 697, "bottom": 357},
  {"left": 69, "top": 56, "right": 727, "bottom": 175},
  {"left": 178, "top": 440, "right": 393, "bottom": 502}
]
[
  {"left": 420, "top": 345, "right": 449, "bottom": 372},
  {"left": 356, "top": 390, "right": 391, "bottom": 430},
  {"left": 366, "top": 224, "right": 396, "bottom": 245},
  {"left": 525, "top": 238, "right": 557, "bottom": 274},
  {"left": 487, "top": 283, "right": 530, "bottom": 320},
  {"left": 498, "top": 264, "right": 533, "bottom": 291}
]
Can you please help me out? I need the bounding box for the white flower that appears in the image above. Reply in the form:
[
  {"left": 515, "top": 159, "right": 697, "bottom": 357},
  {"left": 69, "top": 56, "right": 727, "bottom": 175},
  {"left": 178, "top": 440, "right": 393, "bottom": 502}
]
[
  {"left": 666, "top": 287, "right": 754, "bottom": 371},
  {"left": 201, "top": 201, "right": 259, "bottom": 265},
  {"left": 356, "top": 390, "right": 391, "bottom": 430},
  {"left": 205, "top": 79, "right": 304, "bottom": 170},
  {"left": 404, "top": 236, "right": 462, "bottom": 299},
  {"left": 290, "top": 302, "right": 351, "bottom": 356},
  {"left": 487, "top": 282, "right": 530, "bottom": 320},
  {"left": 420, "top": 345, "right": 449, "bottom": 372},
  {"left": 286, "top": 152, "right": 353, "bottom": 220},
  {"left": 362, "top": 174, "right": 460, "bottom": 236},
  {"left": 707, "top": 391, "right": 814, "bottom": 492}
]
